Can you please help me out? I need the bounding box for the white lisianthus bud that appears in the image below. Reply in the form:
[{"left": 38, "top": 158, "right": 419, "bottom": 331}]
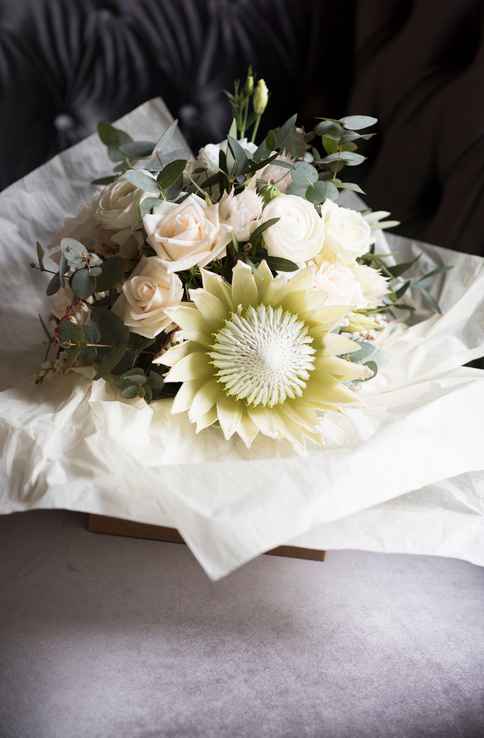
[
  {"left": 219, "top": 188, "right": 263, "bottom": 241},
  {"left": 262, "top": 194, "right": 325, "bottom": 264},
  {"left": 254, "top": 79, "right": 269, "bottom": 114}
]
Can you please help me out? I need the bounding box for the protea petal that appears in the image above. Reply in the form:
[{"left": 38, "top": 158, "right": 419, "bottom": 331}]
[
  {"left": 189, "top": 289, "right": 227, "bottom": 330},
  {"left": 217, "top": 395, "right": 243, "bottom": 440},
  {"left": 200, "top": 269, "right": 234, "bottom": 311},
  {"left": 164, "top": 352, "right": 212, "bottom": 382},
  {"left": 231, "top": 261, "right": 259, "bottom": 308},
  {"left": 171, "top": 379, "right": 206, "bottom": 414},
  {"left": 195, "top": 407, "right": 218, "bottom": 433},
  {"left": 188, "top": 378, "right": 222, "bottom": 422}
]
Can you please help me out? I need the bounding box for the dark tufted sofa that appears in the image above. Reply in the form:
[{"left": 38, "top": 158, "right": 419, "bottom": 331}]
[{"left": 1, "top": 0, "right": 484, "bottom": 255}]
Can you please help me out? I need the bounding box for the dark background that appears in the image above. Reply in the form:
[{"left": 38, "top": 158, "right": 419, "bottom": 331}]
[{"left": 1, "top": 0, "right": 484, "bottom": 254}]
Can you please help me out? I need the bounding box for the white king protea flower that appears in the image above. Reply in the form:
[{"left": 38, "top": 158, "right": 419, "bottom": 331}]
[{"left": 157, "top": 261, "right": 371, "bottom": 449}]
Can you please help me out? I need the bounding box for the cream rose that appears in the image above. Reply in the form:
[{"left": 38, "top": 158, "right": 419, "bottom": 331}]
[
  {"left": 143, "top": 194, "right": 232, "bottom": 272},
  {"left": 351, "top": 263, "right": 388, "bottom": 307},
  {"left": 95, "top": 179, "right": 147, "bottom": 231},
  {"left": 320, "top": 199, "right": 371, "bottom": 264},
  {"left": 113, "top": 257, "right": 183, "bottom": 339},
  {"left": 262, "top": 194, "right": 325, "bottom": 264},
  {"left": 219, "top": 188, "right": 263, "bottom": 241},
  {"left": 308, "top": 261, "right": 367, "bottom": 308}
]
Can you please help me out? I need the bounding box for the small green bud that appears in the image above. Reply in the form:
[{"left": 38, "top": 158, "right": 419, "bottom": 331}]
[
  {"left": 253, "top": 79, "right": 269, "bottom": 115},
  {"left": 260, "top": 184, "right": 280, "bottom": 204},
  {"left": 245, "top": 71, "right": 254, "bottom": 95}
]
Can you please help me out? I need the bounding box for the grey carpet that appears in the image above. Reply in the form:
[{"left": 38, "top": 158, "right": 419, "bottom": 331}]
[{"left": 0, "top": 510, "right": 483, "bottom": 738}]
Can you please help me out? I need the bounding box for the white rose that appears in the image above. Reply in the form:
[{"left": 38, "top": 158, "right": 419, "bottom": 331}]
[
  {"left": 219, "top": 188, "right": 263, "bottom": 241},
  {"left": 143, "top": 194, "right": 232, "bottom": 272},
  {"left": 308, "top": 261, "right": 367, "bottom": 308},
  {"left": 320, "top": 199, "right": 371, "bottom": 264},
  {"left": 351, "top": 263, "right": 388, "bottom": 307},
  {"left": 196, "top": 138, "right": 258, "bottom": 173},
  {"left": 95, "top": 180, "right": 146, "bottom": 231},
  {"left": 262, "top": 194, "right": 325, "bottom": 264},
  {"left": 113, "top": 257, "right": 183, "bottom": 339},
  {"left": 259, "top": 153, "right": 294, "bottom": 193}
]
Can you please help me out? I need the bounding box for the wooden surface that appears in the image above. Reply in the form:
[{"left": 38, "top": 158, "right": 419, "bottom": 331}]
[{"left": 88, "top": 514, "right": 325, "bottom": 562}]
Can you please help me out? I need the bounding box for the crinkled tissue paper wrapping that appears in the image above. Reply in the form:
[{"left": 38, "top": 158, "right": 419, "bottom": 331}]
[{"left": 1, "top": 99, "right": 484, "bottom": 579}]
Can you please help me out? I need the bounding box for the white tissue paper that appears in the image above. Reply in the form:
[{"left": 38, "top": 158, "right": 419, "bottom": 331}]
[{"left": 1, "top": 100, "right": 484, "bottom": 579}]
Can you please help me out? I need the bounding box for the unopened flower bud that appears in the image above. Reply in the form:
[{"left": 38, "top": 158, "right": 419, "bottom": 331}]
[
  {"left": 254, "top": 79, "right": 269, "bottom": 115},
  {"left": 260, "top": 184, "right": 280, "bottom": 204},
  {"left": 245, "top": 71, "right": 254, "bottom": 95}
]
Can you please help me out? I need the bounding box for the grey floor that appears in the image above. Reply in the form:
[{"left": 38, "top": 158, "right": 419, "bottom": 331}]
[{"left": 0, "top": 511, "right": 483, "bottom": 738}]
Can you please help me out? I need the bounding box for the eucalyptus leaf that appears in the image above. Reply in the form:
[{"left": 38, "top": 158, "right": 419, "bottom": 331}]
[
  {"left": 339, "top": 115, "right": 378, "bottom": 130},
  {"left": 61, "top": 238, "right": 89, "bottom": 270},
  {"left": 36, "top": 242, "right": 45, "bottom": 270},
  {"left": 338, "top": 181, "right": 365, "bottom": 194},
  {"left": 121, "top": 385, "right": 141, "bottom": 400},
  {"left": 286, "top": 161, "right": 318, "bottom": 196},
  {"left": 94, "top": 256, "right": 124, "bottom": 292},
  {"left": 118, "top": 140, "right": 156, "bottom": 160},
  {"left": 46, "top": 272, "right": 61, "bottom": 296},
  {"left": 157, "top": 159, "right": 187, "bottom": 190},
  {"left": 71, "top": 268, "right": 95, "bottom": 299},
  {"left": 124, "top": 170, "right": 159, "bottom": 193},
  {"left": 227, "top": 136, "right": 250, "bottom": 176},
  {"left": 320, "top": 151, "right": 366, "bottom": 166},
  {"left": 386, "top": 255, "right": 421, "bottom": 279},
  {"left": 306, "top": 180, "right": 339, "bottom": 203},
  {"left": 97, "top": 122, "right": 133, "bottom": 148},
  {"left": 322, "top": 135, "right": 339, "bottom": 155},
  {"left": 139, "top": 196, "right": 161, "bottom": 217}
]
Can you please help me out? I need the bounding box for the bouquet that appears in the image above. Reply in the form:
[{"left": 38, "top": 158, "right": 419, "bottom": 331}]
[
  {"left": 32, "top": 71, "right": 436, "bottom": 451},
  {"left": 1, "top": 74, "right": 484, "bottom": 579}
]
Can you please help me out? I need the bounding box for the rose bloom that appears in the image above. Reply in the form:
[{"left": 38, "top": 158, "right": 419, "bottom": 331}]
[
  {"left": 113, "top": 257, "right": 183, "bottom": 338},
  {"left": 219, "top": 188, "right": 263, "bottom": 241},
  {"left": 319, "top": 199, "right": 372, "bottom": 264},
  {"left": 351, "top": 263, "right": 388, "bottom": 307},
  {"left": 262, "top": 194, "right": 325, "bottom": 264},
  {"left": 306, "top": 260, "right": 367, "bottom": 308},
  {"left": 143, "top": 194, "right": 232, "bottom": 272},
  {"left": 95, "top": 179, "right": 148, "bottom": 231}
]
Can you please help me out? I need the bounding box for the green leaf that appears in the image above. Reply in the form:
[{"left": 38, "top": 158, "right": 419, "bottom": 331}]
[
  {"left": 120, "top": 385, "right": 141, "bottom": 400},
  {"left": 228, "top": 118, "right": 237, "bottom": 138},
  {"left": 62, "top": 238, "right": 89, "bottom": 270},
  {"left": 306, "top": 180, "right": 339, "bottom": 203},
  {"left": 320, "top": 151, "right": 366, "bottom": 166},
  {"left": 36, "top": 242, "right": 45, "bottom": 270},
  {"left": 322, "top": 135, "right": 340, "bottom": 155},
  {"left": 139, "top": 196, "right": 161, "bottom": 218},
  {"left": 46, "top": 272, "right": 61, "bottom": 296},
  {"left": 97, "top": 122, "right": 133, "bottom": 148},
  {"left": 157, "top": 159, "right": 187, "bottom": 190},
  {"left": 386, "top": 255, "right": 421, "bottom": 279},
  {"left": 118, "top": 140, "right": 155, "bottom": 159},
  {"left": 92, "top": 307, "right": 130, "bottom": 347},
  {"left": 71, "top": 268, "right": 95, "bottom": 299},
  {"left": 124, "top": 170, "right": 159, "bottom": 193},
  {"left": 96, "top": 345, "right": 127, "bottom": 375},
  {"left": 58, "top": 319, "right": 84, "bottom": 345},
  {"left": 339, "top": 115, "right": 378, "bottom": 130},
  {"left": 227, "top": 136, "right": 250, "bottom": 176},
  {"left": 94, "top": 256, "right": 124, "bottom": 292},
  {"left": 275, "top": 114, "right": 306, "bottom": 157},
  {"left": 251, "top": 218, "right": 280, "bottom": 242},
  {"left": 315, "top": 120, "right": 344, "bottom": 137},
  {"left": 266, "top": 255, "right": 299, "bottom": 272},
  {"left": 338, "top": 181, "right": 365, "bottom": 194},
  {"left": 393, "top": 280, "right": 411, "bottom": 300},
  {"left": 91, "top": 175, "right": 119, "bottom": 186},
  {"left": 413, "top": 265, "right": 453, "bottom": 290},
  {"left": 286, "top": 161, "right": 318, "bottom": 196}
]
